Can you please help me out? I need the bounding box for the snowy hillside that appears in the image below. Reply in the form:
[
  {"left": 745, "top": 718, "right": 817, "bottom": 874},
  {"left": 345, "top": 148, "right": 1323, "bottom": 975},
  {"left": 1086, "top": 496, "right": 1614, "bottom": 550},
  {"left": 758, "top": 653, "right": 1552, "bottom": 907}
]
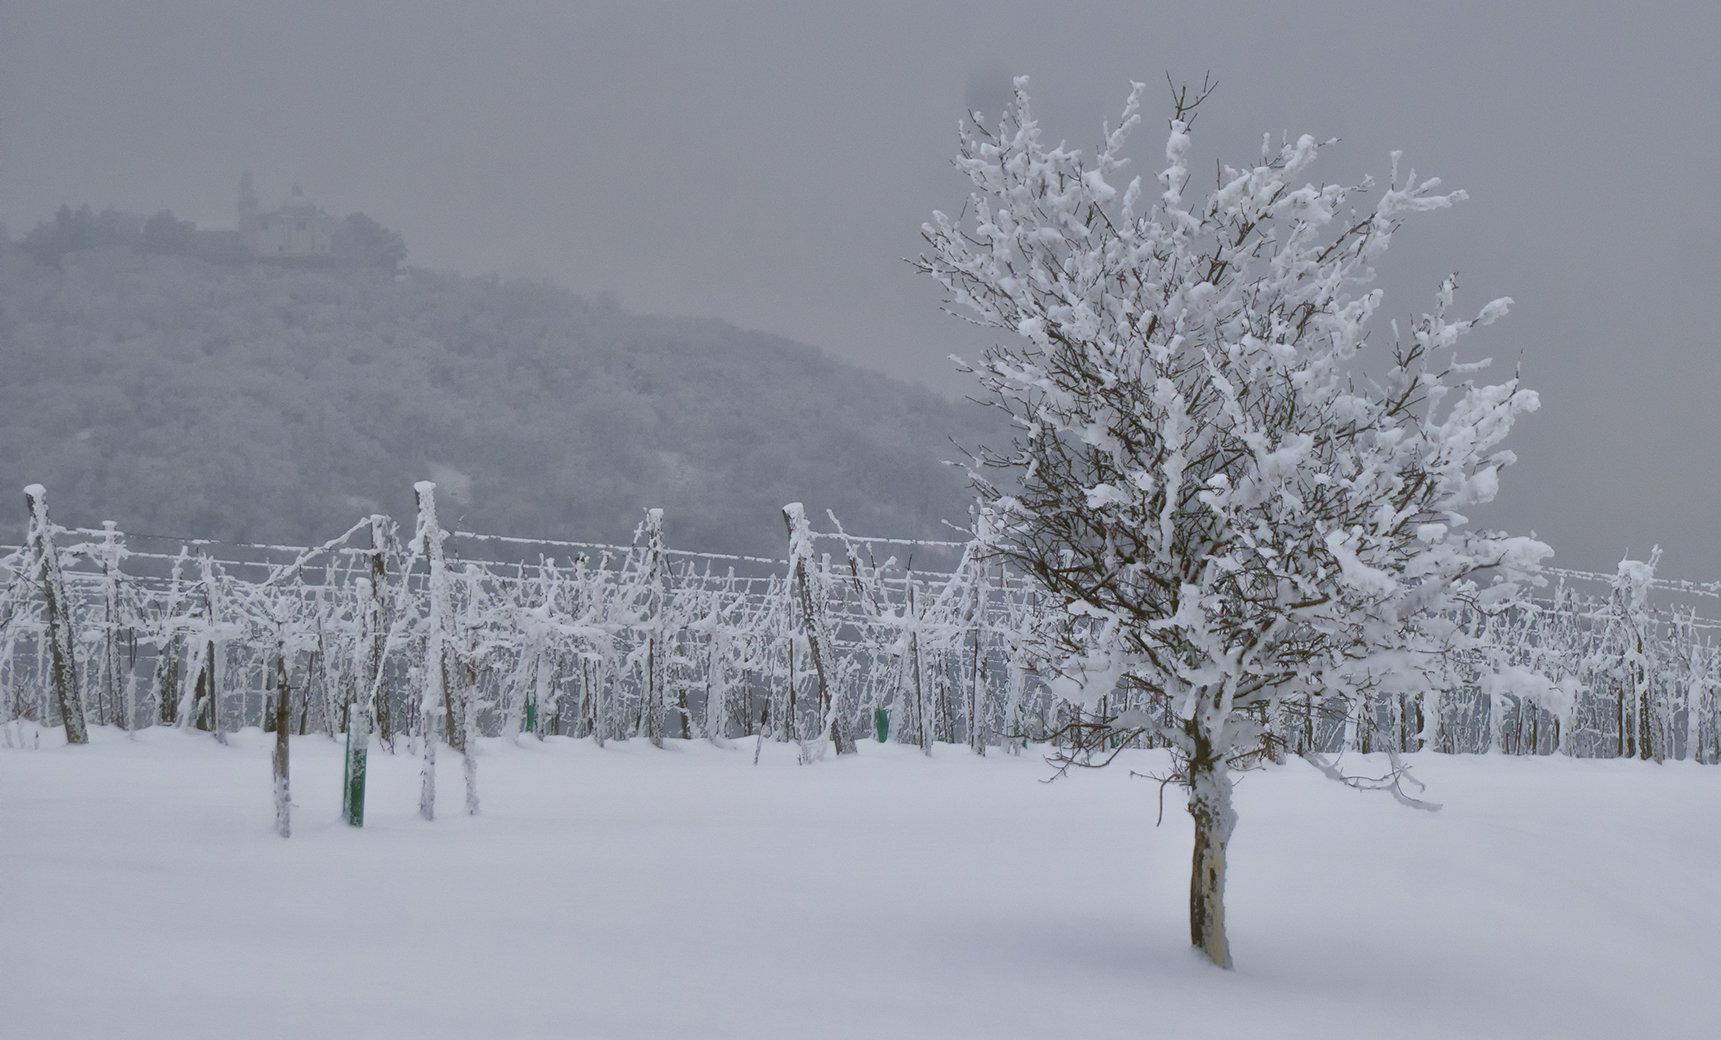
[
  {"left": 2, "top": 728, "right": 1715, "bottom": 1040},
  {"left": 0, "top": 243, "right": 1001, "bottom": 553}
]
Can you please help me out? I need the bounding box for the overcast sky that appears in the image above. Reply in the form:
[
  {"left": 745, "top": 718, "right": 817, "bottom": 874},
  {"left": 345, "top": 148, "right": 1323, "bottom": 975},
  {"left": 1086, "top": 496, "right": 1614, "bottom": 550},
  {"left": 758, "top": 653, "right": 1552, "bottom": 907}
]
[{"left": 4, "top": 1, "right": 1718, "bottom": 577}]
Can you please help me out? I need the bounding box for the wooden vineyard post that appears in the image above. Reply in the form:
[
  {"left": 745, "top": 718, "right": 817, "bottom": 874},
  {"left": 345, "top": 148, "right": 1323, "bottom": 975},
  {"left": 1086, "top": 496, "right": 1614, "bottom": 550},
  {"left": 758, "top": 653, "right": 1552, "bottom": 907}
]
[
  {"left": 783, "top": 504, "right": 855, "bottom": 756},
  {"left": 196, "top": 553, "right": 229, "bottom": 744},
  {"left": 457, "top": 631, "right": 480, "bottom": 816},
  {"left": 91, "top": 521, "right": 125, "bottom": 728},
  {"left": 638, "top": 508, "right": 667, "bottom": 749},
  {"left": 415, "top": 482, "right": 445, "bottom": 821},
  {"left": 24, "top": 485, "right": 87, "bottom": 745},
  {"left": 272, "top": 636, "right": 291, "bottom": 838},
  {"left": 969, "top": 623, "right": 986, "bottom": 756},
  {"left": 154, "top": 632, "right": 181, "bottom": 725},
  {"left": 414, "top": 482, "right": 477, "bottom": 819},
  {"left": 342, "top": 515, "right": 388, "bottom": 827},
  {"left": 909, "top": 582, "right": 930, "bottom": 756}
]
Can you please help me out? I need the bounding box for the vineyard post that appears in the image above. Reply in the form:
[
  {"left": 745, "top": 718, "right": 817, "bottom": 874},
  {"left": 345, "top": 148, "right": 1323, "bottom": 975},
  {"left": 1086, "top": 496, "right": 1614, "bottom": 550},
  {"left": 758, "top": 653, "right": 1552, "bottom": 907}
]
[
  {"left": 456, "top": 565, "right": 480, "bottom": 815},
  {"left": 272, "top": 632, "right": 291, "bottom": 838},
  {"left": 969, "top": 623, "right": 984, "bottom": 755},
  {"left": 414, "top": 481, "right": 447, "bottom": 821},
  {"left": 639, "top": 509, "right": 667, "bottom": 748},
  {"left": 1685, "top": 643, "right": 1704, "bottom": 763},
  {"left": 197, "top": 553, "right": 229, "bottom": 744},
  {"left": 24, "top": 485, "right": 87, "bottom": 744},
  {"left": 154, "top": 632, "right": 181, "bottom": 725},
  {"left": 909, "top": 582, "right": 930, "bottom": 755},
  {"left": 93, "top": 520, "right": 125, "bottom": 727},
  {"left": 342, "top": 515, "right": 388, "bottom": 826},
  {"left": 783, "top": 504, "right": 854, "bottom": 755}
]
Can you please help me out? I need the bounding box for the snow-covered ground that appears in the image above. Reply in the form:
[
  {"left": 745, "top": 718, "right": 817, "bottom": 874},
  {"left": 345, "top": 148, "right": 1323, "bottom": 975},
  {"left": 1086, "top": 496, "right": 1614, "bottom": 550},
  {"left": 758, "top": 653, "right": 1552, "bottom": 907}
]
[{"left": 2, "top": 728, "right": 1716, "bottom": 1039}]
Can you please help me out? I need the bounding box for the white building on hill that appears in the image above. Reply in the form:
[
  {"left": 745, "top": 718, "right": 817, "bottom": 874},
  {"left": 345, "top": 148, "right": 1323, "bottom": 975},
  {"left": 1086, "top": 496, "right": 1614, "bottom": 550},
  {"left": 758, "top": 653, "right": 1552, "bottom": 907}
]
[{"left": 239, "top": 173, "right": 336, "bottom": 260}]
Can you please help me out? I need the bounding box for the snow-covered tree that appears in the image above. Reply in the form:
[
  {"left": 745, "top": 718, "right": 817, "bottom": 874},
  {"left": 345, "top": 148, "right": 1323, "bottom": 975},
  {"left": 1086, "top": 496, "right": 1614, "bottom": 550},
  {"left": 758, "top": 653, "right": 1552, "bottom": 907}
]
[{"left": 918, "top": 79, "right": 1549, "bottom": 967}]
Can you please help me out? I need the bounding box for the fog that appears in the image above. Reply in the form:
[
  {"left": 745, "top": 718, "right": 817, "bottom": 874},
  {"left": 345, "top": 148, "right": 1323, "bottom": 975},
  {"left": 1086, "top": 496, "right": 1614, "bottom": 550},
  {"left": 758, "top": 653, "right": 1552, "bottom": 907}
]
[{"left": 4, "top": 1, "right": 1718, "bottom": 575}]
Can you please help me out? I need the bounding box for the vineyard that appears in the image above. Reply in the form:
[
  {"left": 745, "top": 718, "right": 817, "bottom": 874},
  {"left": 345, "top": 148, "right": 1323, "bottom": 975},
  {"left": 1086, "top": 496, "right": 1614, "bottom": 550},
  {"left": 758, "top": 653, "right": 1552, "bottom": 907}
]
[{"left": 4, "top": 481, "right": 1721, "bottom": 830}]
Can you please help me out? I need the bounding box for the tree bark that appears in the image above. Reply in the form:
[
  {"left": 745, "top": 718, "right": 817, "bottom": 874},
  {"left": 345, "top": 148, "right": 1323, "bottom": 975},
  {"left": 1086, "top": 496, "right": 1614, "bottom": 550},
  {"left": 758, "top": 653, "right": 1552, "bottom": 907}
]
[{"left": 1186, "top": 747, "right": 1236, "bottom": 969}]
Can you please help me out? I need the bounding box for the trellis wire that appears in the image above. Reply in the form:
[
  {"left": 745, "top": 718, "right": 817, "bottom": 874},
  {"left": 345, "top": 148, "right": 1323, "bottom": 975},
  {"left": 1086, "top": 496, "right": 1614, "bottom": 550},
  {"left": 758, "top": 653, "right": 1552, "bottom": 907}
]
[{"left": 2, "top": 490, "right": 1718, "bottom": 766}]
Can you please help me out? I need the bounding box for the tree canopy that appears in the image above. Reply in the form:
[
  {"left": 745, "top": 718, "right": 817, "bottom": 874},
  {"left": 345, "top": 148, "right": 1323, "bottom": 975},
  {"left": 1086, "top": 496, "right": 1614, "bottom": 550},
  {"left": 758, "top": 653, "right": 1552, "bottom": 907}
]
[{"left": 920, "top": 79, "right": 1547, "bottom": 967}]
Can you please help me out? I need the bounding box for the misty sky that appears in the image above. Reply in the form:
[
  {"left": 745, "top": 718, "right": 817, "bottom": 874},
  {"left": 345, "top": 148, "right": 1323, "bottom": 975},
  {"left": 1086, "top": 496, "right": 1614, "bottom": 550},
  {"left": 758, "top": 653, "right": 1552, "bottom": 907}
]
[{"left": 4, "top": 1, "right": 1719, "bottom": 577}]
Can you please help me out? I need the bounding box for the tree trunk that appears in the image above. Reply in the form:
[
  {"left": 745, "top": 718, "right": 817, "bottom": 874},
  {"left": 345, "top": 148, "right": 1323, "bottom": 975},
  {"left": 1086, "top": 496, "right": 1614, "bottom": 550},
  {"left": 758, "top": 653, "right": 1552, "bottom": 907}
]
[{"left": 1186, "top": 748, "right": 1236, "bottom": 969}]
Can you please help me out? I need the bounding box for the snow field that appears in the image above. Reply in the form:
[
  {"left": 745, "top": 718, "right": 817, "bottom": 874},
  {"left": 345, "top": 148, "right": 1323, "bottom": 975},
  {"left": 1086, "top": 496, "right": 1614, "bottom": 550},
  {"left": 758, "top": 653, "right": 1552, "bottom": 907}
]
[{"left": 2, "top": 729, "right": 1717, "bottom": 1039}]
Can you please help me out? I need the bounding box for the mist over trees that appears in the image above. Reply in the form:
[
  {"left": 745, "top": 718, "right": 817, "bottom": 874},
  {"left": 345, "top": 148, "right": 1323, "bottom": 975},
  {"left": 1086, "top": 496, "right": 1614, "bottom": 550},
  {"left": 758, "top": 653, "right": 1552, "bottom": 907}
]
[
  {"left": 0, "top": 233, "right": 999, "bottom": 556},
  {"left": 17, "top": 204, "right": 406, "bottom": 271}
]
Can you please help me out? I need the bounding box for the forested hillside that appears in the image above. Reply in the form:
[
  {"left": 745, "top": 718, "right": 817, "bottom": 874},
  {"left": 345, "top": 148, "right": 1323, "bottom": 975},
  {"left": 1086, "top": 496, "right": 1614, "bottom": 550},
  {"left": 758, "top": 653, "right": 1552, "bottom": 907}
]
[{"left": 0, "top": 243, "right": 999, "bottom": 554}]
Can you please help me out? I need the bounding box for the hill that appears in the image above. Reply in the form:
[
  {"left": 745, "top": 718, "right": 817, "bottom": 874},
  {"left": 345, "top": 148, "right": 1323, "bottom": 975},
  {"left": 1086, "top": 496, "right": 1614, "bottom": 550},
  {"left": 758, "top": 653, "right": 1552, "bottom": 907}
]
[{"left": 0, "top": 244, "right": 1001, "bottom": 555}]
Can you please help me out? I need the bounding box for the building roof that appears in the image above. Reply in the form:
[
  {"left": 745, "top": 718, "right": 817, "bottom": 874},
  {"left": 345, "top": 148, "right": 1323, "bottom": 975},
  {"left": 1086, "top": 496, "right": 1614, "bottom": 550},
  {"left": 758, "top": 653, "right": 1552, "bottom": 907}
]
[{"left": 273, "top": 183, "right": 328, "bottom": 219}]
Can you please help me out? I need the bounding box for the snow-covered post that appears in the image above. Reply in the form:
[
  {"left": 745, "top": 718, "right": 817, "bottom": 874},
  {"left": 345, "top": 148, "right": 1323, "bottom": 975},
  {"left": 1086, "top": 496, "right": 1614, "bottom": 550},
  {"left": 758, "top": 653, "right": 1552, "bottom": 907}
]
[
  {"left": 89, "top": 520, "right": 127, "bottom": 728},
  {"left": 201, "top": 554, "right": 229, "bottom": 744},
  {"left": 633, "top": 508, "right": 669, "bottom": 747},
  {"left": 414, "top": 481, "right": 451, "bottom": 821},
  {"left": 783, "top": 503, "right": 855, "bottom": 756},
  {"left": 24, "top": 485, "right": 87, "bottom": 744},
  {"left": 1612, "top": 553, "right": 1658, "bottom": 760},
  {"left": 1418, "top": 675, "right": 1444, "bottom": 754},
  {"left": 272, "top": 631, "right": 291, "bottom": 838},
  {"left": 175, "top": 635, "right": 204, "bottom": 731},
  {"left": 153, "top": 633, "right": 182, "bottom": 726},
  {"left": 968, "top": 611, "right": 987, "bottom": 754},
  {"left": 1002, "top": 633, "right": 1031, "bottom": 753},
  {"left": 533, "top": 646, "right": 557, "bottom": 740},
  {"left": 455, "top": 563, "right": 481, "bottom": 815},
  {"left": 1683, "top": 641, "right": 1707, "bottom": 763},
  {"left": 342, "top": 515, "right": 389, "bottom": 827},
  {"left": 703, "top": 587, "right": 735, "bottom": 745},
  {"left": 1698, "top": 645, "right": 1721, "bottom": 765}
]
